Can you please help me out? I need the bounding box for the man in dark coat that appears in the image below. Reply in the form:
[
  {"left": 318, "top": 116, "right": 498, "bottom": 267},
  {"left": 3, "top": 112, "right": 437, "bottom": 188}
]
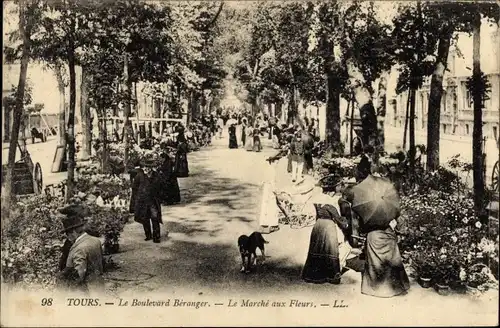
[{"left": 130, "top": 168, "right": 163, "bottom": 243}]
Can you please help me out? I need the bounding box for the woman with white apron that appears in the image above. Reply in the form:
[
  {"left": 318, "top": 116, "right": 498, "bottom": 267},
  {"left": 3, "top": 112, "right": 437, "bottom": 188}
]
[{"left": 258, "top": 157, "right": 280, "bottom": 234}]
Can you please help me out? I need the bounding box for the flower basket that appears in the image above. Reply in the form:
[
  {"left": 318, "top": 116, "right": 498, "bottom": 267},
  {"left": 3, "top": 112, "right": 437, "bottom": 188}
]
[
  {"left": 418, "top": 277, "right": 432, "bottom": 289},
  {"left": 103, "top": 239, "right": 120, "bottom": 255},
  {"left": 435, "top": 283, "right": 451, "bottom": 296}
]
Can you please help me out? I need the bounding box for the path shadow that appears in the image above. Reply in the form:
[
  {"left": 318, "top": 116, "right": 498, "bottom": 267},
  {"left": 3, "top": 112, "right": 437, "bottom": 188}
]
[{"left": 110, "top": 218, "right": 359, "bottom": 295}]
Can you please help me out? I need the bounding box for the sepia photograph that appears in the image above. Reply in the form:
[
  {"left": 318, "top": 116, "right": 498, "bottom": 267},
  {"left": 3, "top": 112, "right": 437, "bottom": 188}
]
[{"left": 1, "top": 0, "right": 499, "bottom": 326}]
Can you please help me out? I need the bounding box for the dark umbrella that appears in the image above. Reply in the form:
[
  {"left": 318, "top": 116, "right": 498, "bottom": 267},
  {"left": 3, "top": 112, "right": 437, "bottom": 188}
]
[{"left": 350, "top": 175, "right": 400, "bottom": 230}]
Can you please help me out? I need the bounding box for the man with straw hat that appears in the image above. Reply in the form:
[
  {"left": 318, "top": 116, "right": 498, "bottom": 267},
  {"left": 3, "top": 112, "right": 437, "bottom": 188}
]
[{"left": 58, "top": 204, "right": 104, "bottom": 294}]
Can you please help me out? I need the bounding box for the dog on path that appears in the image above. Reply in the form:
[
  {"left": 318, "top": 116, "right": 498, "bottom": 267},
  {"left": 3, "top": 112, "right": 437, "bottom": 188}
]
[{"left": 237, "top": 232, "right": 269, "bottom": 273}]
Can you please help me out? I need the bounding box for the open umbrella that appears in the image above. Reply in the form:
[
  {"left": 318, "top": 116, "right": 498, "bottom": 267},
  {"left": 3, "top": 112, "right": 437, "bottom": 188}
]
[{"left": 350, "top": 175, "right": 400, "bottom": 230}]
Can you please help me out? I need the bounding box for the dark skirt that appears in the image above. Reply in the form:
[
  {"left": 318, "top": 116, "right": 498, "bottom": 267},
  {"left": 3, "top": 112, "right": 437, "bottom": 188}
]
[
  {"left": 302, "top": 219, "right": 341, "bottom": 284},
  {"left": 361, "top": 228, "right": 410, "bottom": 297},
  {"left": 175, "top": 144, "right": 189, "bottom": 178},
  {"left": 157, "top": 174, "right": 181, "bottom": 205},
  {"left": 253, "top": 135, "right": 262, "bottom": 152},
  {"left": 229, "top": 132, "right": 238, "bottom": 149},
  {"left": 303, "top": 153, "right": 313, "bottom": 174},
  {"left": 287, "top": 154, "right": 292, "bottom": 173},
  {"left": 241, "top": 129, "right": 246, "bottom": 146}
]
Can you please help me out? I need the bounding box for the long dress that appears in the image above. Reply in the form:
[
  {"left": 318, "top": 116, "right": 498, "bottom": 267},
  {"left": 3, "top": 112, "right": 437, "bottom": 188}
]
[
  {"left": 302, "top": 132, "right": 314, "bottom": 174},
  {"left": 259, "top": 161, "right": 279, "bottom": 229},
  {"left": 252, "top": 129, "right": 262, "bottom": 152},
  {"left": 241, "top": 124, "right": 247, "bottom": 146},
  {"left": 175, "top": 135, "right": 189, "bottom": 178},
  {"left": 301, "top": 204, "right": 343, "bottom": 284},
  {"left": 245, "top": 127, "right": 254, "bottom": 151},
  {"left": 361, "top": 227, "right": 410, "bottom": 297},
  {"left": 228, "top": 125, "right": 238, "bottom": 149},
  {"left": 154, "top": 154, "right": 181, "bottom": 205}
]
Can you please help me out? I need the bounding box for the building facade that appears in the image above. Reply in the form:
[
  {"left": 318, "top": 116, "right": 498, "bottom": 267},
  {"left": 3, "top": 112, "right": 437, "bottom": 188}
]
[{"left": 386, "top": 20, "right": 500, "bottom": 142}]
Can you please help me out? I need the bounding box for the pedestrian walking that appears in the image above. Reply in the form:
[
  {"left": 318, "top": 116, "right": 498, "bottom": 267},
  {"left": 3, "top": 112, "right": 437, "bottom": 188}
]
[
  {"left": 175, "top": 126, "right": 189, "bottom": 177},
  {"left": 241, "top": 117, "right": 247, "bottom": 146},
  {"left": 129, "top": 168, "right": 163, "bottom": 243},
  {"left": 245, "top": 124, "right": 254, "bottom": 151},
  {"left": 290, "top": 129, "right": 305, "bottom": 183},
  {"left": 302, "top": 129, "right": 315, "bottom": 175},
  {"left": 228, "top": 123, "right": 238, "bottom": 149},
  {"left": 252, "top": 123, "right": 262, "bottom": 152},
  {"left": 217, "top": 116, "right": 224, "bottom": 139},
  {"left": 153, "top": 152, "right": 181, "bottom": 205},
  {"left": 57, "top": 204, "right": 104, "bottom": 295}
]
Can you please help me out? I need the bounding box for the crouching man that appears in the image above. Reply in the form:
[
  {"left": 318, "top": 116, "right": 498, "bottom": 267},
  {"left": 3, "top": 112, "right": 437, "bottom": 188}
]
[{"left": 57, "top": 204, "right": 104, "bottom": 295}]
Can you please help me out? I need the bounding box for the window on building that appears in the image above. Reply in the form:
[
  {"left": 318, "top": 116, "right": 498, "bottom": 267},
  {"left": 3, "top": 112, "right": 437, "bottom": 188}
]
[
  {"left": 465, "top": 89, "right": 473, "bottom": 108},
  {"left": 493, "top": 126, "right": 498, "bottom": 142},
  {"left": 443, "top": 124, "right": 447, "bottom": 134},
  {"left": 465, "top": 124, "right": 470, "bottom": 135}
]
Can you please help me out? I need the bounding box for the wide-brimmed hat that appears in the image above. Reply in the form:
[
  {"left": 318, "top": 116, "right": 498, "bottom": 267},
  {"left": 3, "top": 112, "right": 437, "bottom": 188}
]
[{"left": 59, "top": 204, "right": 90, "bottom": 233}]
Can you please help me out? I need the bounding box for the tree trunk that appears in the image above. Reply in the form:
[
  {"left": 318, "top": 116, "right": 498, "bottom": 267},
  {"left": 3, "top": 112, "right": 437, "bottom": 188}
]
[
  {"left": 192, "top": 92, "right": 201, "bottom": 121},
  {"left": 325, "top": 70, "right": 341, "bottom": 148},
  {"left": 133, "top": 82, "right": 139, "bottom": 140},
  {"left": 409, "top": 88, "right": 417, "bottom": 173},
  {"left": 4, "top": 107, "right": 11, "bottom": 142},
  {"left": 54, "top": 63, "right": 66, "bottom": 146},
  {"left": 426, "top": 29, "right": 452, "bottom": 171},
  {"left": 98, "top": 110, "right": 109, "bottom": 173},
  {"left": 65, "top": 20, "right": 77, "bottom": 203},
  {"left": 275, "top": 101, "right": 282, "bottom": 120},
  {"left": 347, "top": 60, "right": 378, "bottom": 150},
  {"left": 123, "top": 53, "right": 131, "bottom": 170},
  {"left": 403, "top": 92, "right": 410, "bottom": 149},
  {"left": 187, "top": 90, "right": 192, "bottom": 125},
  {"left": 471, "top": 13, "right": 485, "bottom": 216},
  {"left": 2, "top": 0, "right": 30, "bottom": 220},
  {"left": 376, "top": 76, "right": 387, "bottom": 153},
  {"left": 80, "top": 65, "right": 91, "bottom": 160}
]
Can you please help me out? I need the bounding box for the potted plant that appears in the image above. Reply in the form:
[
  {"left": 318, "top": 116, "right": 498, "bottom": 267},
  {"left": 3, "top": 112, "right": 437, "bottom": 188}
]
[
  {"left": 411, "top": 254, "right": 436, "bottom": 288},
  {"left": 433, "top": 259, "right": 458, "bottom": 296}
]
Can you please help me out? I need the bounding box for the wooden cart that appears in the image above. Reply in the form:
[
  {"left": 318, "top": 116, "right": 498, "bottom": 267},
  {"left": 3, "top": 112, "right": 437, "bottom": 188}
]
[{"left": 2, "top": 139, "right": 43, "bottom": 195}]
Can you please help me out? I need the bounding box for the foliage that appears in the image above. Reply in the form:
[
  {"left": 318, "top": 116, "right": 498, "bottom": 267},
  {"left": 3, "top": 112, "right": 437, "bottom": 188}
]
[
  {"left": 465, "top": 71, "right": 492, "bottom": 108},
  {"left": 1, "top": 195, "right": 64, "bottom": 288},
  {"left": 381, "top": 149, "right": 467, "bottom": 195},
  {"left": 341, "top": 2, "right": 394, "bottom": 92},
  {"left": 1, "top": 185, "right": 130, "bottom": 289},
  {"left": 400, "top": 190, "right": 498, "bottom": 290},
  {"left": 392, "top": 3, "right": 439, "bottom": 93},
  {"left": 2, "top": 81, "right": 33, "bottom": 111},
  {"left": 74, "top": 164, "right": 131, "bottom": 201}
]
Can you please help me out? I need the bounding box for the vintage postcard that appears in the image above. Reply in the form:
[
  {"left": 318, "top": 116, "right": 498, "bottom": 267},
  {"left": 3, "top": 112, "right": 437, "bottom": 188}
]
[{"left": 1, "top": 0, "right": 499, "bottom": 326}]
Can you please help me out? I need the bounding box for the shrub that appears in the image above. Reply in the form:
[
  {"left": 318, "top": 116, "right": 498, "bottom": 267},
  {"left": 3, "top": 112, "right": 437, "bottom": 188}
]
[
  {"left": 1, "top": 193, "right": 130, "bottom": 289},
  {"left": 399, "top": 191, "right": 498, "bottom": 292},
  {"left": 1, "top": 195, "right": 64, "bottom": 288}
]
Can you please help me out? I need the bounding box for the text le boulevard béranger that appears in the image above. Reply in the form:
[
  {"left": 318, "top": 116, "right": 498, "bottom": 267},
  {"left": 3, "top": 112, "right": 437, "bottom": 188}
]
[{"left": 65, "top": 298, "right": 348, "bottom": 308}]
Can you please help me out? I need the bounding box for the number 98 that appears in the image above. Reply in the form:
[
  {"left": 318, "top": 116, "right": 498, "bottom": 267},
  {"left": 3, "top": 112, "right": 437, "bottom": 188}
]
[{"left": 41, "top": 298, "right": 53, "bottom": 306}]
